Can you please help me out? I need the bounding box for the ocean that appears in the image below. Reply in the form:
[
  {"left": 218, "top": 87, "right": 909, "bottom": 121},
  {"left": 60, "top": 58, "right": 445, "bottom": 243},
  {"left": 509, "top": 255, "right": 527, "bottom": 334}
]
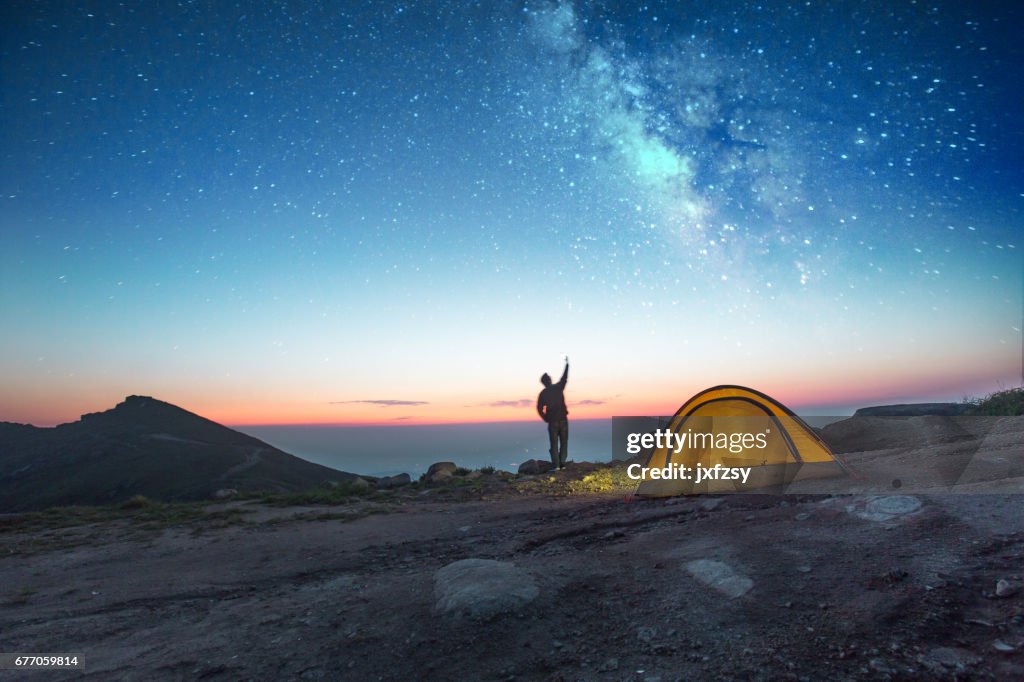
[{"left": 236, "top": 419, "right": 613, "bottom": 477}]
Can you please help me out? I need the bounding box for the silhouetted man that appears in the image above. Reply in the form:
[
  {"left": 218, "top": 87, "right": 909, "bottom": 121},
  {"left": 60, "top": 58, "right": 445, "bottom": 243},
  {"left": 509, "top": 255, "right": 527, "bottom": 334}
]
[{"left": 537, "top": 357, "right": 569, "bottom": 470}]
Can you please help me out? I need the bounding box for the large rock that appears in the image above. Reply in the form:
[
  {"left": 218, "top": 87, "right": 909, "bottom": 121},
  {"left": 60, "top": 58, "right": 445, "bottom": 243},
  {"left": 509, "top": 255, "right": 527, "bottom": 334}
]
[
  {"left": 434, "top": 559, "right": 539, "bottom": 620},
  {"left": 427, "top": 469, "right": 454, "bottom": 484},
  {"left": 426, "top": 462, "right": 457, "bottom": 477},
  {"left": 518, "top": 459, "right": 554, "bottom": 475},
  {"left": 212, "top": 488, "right": 238, "bottom": 500},
  {"left": 376, "top": 473, "right": 411, "bottom": 489}
]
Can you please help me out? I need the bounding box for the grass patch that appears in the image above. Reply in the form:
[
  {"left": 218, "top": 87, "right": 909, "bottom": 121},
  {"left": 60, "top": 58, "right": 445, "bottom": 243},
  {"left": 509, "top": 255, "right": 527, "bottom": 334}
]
[
  {"left": 0, "top": 501, "right": 251, "bottom": 534},
  {"left": 120, "top": 494, "right": 157, "bottom": 510},
  {"left": 258, "top": 481, "right": 388, "bottom": 507},
  {"left": 478, "top": 466, "right": 496, "bottom": 475},
  {"left": 564, "top": 467, "right": 636, "bottom": 494},
  {"left": 964, "top": 387, "right": 1024, "bottom": 416},
  {"left": 512, "top": 463, "right": 636, "bottom": 496}
]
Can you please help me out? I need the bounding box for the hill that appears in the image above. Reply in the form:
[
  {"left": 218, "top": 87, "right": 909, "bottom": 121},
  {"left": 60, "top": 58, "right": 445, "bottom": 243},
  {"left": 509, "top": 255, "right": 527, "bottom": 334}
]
[
  {"left": 853, "top": 402, "right": 969, "bottom": 417},
  {"left": 0, "top": 396, "right": 356, "bottom": 511}
]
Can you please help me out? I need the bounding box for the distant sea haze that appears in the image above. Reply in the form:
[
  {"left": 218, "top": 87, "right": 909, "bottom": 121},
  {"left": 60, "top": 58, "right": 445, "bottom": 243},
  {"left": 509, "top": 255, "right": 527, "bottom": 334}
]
[{"left": 236, "top": 419, "right": 613, "bottom": 477}]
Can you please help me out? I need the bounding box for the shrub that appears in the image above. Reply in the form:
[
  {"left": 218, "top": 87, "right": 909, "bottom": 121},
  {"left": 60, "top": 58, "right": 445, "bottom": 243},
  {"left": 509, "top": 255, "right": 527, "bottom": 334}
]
[
  {"left": 964, "top": 387, "right": 1024, "bottom": 416},
  {"left": 262, "top": 480, "right": 378, "bottom": 507},
  {"left": 120, "top": 495, "right": 155, "bottom": 510}
]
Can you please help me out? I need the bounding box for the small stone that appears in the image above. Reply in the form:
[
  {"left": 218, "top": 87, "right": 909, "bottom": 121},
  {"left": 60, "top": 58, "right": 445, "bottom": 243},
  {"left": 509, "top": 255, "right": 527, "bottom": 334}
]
[
  {"left": 992, "top": 640, "right": 1016, "bottom": 652},
  {"left": 637, "top": 626, "right": 656, "bottom": 642},
  {"left": 795, "top": 512, "right": 809, "bottom": 521},
  {"left": 922, "top": 647, "right": 973, "bottom": 671},
  {"left": 995, "top": 579, "right": 1018, "bottom": 598},
  {"left": 869, "top": 658, "right": 894, "bottom": 673},
  {"left": 686, "top": 559, "right": 753, "bottom": 598}
]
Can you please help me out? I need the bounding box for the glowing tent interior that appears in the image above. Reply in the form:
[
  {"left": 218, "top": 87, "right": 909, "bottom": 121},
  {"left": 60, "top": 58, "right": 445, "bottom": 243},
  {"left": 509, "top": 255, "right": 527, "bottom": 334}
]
[{"left": 635, "top": 385, "right": 848, "bottom": 495}]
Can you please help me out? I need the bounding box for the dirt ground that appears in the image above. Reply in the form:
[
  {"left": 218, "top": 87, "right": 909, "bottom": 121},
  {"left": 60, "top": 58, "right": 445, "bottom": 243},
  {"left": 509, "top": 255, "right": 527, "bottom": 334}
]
[{"left": 1, "top": 480, "right": 1023, "bottom": 681}]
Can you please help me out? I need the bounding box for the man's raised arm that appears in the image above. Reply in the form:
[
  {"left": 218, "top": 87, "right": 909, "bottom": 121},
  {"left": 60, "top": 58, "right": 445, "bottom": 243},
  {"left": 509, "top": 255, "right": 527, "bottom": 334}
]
[{"left": 558, "top": 358, "right": 569, "bottom": 388}]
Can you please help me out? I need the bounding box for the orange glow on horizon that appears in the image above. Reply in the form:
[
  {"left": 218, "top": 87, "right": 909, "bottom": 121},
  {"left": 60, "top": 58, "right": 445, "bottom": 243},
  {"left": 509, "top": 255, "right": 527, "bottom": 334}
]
[{"left": 2, "top": 363, "right": 1017, "bottom": 428}]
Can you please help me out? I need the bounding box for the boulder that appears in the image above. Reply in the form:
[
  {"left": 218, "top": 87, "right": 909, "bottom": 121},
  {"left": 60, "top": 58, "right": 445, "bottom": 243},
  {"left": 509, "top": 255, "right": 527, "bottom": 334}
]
[
  {"left": 465, "top": 471, "right": 484, "bottom": 480},
  {"left": 518, "top": 459, "right": 554, "bottom": 475},
  {"left": 350, "top": 477, "right": 371, "bottom": 490},
  {"left": 434, "top": 558, "right": 539, "bottom": 620},
  {"left": 212, "top": 488, "right": 238, "bottom": 500},
  {"left": 376, "top": 473, "right": 411, "bottom": 489},
  {"left": 426, "top": 461, "right": 457, "bottom": 477},
  {"left": 427, "top": 469, "right": 454, "bottom": 484}
]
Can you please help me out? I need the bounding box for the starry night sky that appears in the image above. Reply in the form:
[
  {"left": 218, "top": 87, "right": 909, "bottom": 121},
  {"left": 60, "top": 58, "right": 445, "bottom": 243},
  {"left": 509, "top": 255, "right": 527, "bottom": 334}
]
[{"left": 1, "top": 1, "right": 1021, "bottom": 426}]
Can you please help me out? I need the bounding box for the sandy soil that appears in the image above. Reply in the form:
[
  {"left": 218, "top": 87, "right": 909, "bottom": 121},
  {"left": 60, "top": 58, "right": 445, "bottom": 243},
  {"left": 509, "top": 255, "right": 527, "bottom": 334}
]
[{"left": 1, "top": 481, "right": 1023, "bottom": 681}]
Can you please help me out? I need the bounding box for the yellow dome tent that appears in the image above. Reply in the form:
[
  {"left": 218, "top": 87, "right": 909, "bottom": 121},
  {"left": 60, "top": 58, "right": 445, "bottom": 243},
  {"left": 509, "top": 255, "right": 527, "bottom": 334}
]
[{"left": 635, "top": 385, "right": 848, "bottom": 496}]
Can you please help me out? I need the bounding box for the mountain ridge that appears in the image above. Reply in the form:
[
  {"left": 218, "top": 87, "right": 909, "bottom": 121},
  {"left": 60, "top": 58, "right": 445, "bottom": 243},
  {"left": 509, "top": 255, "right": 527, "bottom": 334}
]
[{"left": 0, "top": 396, "right": 357, "bottom": 511}]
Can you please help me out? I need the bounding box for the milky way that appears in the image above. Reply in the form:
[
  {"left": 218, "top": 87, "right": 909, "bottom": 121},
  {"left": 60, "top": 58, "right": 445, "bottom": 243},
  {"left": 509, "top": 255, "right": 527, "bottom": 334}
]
[{"left": 509, "top": 2, "right": 1019, "bottom": 291}]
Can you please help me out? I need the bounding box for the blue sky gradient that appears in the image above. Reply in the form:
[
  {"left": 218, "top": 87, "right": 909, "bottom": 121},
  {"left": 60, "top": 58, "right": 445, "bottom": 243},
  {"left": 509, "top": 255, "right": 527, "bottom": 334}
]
[{"left": 1, "top": 1, "right": 1020, "bottom": 425}]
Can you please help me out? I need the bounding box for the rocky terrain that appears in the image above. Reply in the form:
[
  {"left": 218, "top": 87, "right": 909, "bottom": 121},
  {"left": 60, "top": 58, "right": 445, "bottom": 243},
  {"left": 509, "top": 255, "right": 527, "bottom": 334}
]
[
  {"left": 1, "top": 411, "right": 1022, "bottom": 680},
  {"left": 1, "top": 460, "right": 1023, "bottom": 680}
]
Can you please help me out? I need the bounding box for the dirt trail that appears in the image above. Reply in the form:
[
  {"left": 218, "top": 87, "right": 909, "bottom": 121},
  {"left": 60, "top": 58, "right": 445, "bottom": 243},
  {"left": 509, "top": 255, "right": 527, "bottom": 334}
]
[{"left": 216, "top": 447, "right": 266, "bottom": 482}]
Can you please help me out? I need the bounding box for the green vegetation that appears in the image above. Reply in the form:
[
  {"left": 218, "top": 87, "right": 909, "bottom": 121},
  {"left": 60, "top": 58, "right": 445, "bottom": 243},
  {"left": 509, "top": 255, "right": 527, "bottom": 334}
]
[
  {"left": 478, "top": 466, "right": 496, "bottom": 475},
  {"left": 454, "top": 466, "right": 472, "bottom": 476},
  {"left": 0, "top": 501, "right": 254, "bottom": 556},
  {"left": 257, "top": 480, "right": 388, "bottom": 507},
  {"left": 119, "top": 494, "right": 156, "bottom": 510},
  {"left": 0, "top": 483, "right": 397, "bottom": 556},
  {"left": 2, "top": 501, "right": 250, "bottom": 533},
  {"left": 512, "top": 463, "right": 636, "bottom": 496},
  {"left": 564, "top": 467, "right": 636, "bottom": 494},
  {"left": 964, "top": 387, "right": 1024, "bottom": 416}
]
